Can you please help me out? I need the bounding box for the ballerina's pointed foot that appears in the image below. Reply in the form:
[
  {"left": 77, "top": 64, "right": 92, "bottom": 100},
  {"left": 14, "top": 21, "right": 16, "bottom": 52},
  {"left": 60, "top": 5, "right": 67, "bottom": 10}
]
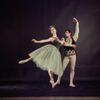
[
  {"left": 69, "top": 83, "right": 76, "bottom": 87},
  {"left": 53, "top": 80, "right": 60, "bottom": 88},
  {"left": 18, "top": 59, "right": 28, "bottom": 64},
  {"left": 50, "top": 80, "right": 55, "bottom": 88},
  {"left": 52, "top": 83, "right": 55, "bottom": 88}
]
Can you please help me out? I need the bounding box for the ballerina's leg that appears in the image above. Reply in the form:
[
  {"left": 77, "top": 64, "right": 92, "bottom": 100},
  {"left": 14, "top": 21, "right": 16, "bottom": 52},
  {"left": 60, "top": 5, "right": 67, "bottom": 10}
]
[{"left": 18, "top": 57, "right": 32, "bottom": 64}]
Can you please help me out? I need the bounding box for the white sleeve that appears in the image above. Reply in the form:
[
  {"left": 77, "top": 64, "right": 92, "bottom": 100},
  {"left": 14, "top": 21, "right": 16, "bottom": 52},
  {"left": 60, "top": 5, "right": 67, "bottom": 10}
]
[
  {"left": 73, "top": 22, "right": 79, "bottom": 42},
  {"left": 63, "top": 44, "right": 73, "bottom": 47}
]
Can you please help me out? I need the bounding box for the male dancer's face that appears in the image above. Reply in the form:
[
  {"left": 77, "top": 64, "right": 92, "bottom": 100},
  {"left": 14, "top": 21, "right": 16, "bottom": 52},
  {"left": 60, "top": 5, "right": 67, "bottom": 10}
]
[{"left": 65, "top": 31, "right": 71, "bottom": 38}]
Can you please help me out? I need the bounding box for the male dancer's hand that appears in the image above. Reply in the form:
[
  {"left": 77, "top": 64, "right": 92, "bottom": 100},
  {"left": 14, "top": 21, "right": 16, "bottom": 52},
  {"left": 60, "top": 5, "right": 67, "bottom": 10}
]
[
  {"left": 73, "top": 17, "right": 78, "bottom": 23},
  {"left": 72, "top": 44, "right": 76, "bottom": 48}
]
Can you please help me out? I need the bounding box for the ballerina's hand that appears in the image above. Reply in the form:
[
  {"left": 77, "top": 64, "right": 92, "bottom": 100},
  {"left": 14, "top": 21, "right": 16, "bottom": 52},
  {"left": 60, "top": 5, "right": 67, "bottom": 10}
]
[
  {"left": 63, "top": 42, "right": 67, "bottom": 45},
  {"left": 61, "top": 37, "right": 65, "bottom": 41},
  {"left": 32, "top": 39, "right": 38, "bottom": 43}
]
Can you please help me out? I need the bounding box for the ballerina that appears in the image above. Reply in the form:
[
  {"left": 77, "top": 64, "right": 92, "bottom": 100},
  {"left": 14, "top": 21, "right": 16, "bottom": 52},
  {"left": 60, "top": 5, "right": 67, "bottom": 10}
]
[{"left": 18, "top": 25, "right": 64, "bottom": 88}]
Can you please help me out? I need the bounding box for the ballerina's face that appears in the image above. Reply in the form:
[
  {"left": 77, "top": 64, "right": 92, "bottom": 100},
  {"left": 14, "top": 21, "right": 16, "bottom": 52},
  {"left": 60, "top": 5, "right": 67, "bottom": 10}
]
[{"left": 50, "top": 27, "right": 57, "bottom": 35}]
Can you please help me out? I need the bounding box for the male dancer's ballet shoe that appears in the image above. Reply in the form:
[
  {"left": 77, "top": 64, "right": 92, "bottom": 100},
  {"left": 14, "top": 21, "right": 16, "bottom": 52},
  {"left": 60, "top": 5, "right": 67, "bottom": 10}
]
[
  {"left": 69, "top": 83, "right": 76, "bottom": 87},
  {"left": 18, "top": 59, "right": 28, "bottom": 64}
]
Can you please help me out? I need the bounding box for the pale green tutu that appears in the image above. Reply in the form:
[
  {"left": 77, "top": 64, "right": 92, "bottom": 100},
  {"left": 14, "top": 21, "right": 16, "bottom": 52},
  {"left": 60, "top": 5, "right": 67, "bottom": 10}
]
[{"left": 29, "top": 44, "right": 62, "bottom": 75}]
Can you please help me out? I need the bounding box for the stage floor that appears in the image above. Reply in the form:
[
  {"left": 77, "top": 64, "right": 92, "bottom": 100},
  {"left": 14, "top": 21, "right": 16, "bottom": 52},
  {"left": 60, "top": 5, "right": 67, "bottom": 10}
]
[
  {"left": 0, "top": 97, "right": 100, "bottom": 100},
  {"left": 0, "top": 81, "right": 100, "bottom": 97}
]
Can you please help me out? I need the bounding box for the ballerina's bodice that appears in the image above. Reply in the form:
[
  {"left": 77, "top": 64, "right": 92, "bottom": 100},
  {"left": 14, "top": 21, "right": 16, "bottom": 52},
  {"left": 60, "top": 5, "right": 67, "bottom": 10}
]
[{"left": 52, "top": 37, "right": 60, "bottom": 50}]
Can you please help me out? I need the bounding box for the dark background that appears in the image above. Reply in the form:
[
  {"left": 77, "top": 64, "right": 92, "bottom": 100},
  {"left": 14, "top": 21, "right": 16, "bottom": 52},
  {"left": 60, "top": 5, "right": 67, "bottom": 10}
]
[{"left": 0, "top": 0, "right": 100, "bottom": 82}]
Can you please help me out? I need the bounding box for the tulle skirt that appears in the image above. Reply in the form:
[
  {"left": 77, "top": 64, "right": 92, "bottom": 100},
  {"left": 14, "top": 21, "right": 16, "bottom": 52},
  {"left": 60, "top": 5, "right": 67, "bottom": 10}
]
[{"left": 29, "top": 44, "right": 62, "bottom": 75}]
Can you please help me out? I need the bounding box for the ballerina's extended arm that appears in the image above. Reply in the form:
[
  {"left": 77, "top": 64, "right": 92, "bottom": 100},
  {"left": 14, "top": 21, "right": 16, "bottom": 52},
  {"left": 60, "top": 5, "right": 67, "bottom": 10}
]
[{"left": 32, "top": 37, "right": 53, "bottom": 43}]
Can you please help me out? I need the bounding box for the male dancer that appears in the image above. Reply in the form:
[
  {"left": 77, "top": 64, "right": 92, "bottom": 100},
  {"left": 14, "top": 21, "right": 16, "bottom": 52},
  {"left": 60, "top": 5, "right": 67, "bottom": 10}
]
[{"left": 54, "top": 17, "right": 79, "bottom": 87}]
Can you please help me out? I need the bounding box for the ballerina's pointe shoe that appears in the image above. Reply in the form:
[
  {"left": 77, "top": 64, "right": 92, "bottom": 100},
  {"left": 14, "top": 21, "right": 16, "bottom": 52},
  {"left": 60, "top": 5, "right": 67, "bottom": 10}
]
[
  {"left": 55, "top": 80, "right": 60, "bottom": 85},
  {"left": 53, "top": 80, "right": 60, "bottom": 88},
  {"left": 18, "top": 59, "right": 28, "bottom": 64},
  {"left": 52, "top": 83, "right": 55, "bottom": 88},
  {"left": 50, "top": 80, "right": 55, "bottom": 88}
]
